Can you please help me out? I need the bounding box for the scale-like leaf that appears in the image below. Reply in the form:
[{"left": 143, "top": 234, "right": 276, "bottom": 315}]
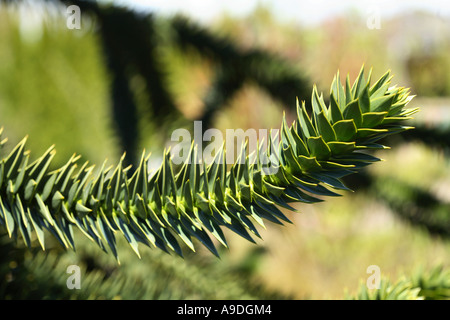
[{"left": 333, "top": 120, "right": 358, "bottom": 142}]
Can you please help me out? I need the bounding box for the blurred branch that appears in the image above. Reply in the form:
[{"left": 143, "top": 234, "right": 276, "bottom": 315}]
[
  {"left": 61, "top": 1, "right": 179, "bottom": 165},
  {"left": 2, "top": 1, "right": 312, "bottom": 164},
  {"left": 0, "top": 232, "right": 289, "bottom": 299},
  {"left": 171, "top": 16, "right": 311, "bottom": 128},
  {"left": 341, "top": 123, "right": 450, "bottom": 240},
  {"left": 390, "top": 124, "right": 450, "bottom": 151},
  {"left": 373, "top": 178, "right": 450, "bottom": 239}
]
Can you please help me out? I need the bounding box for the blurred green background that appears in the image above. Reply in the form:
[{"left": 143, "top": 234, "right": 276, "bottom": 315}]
[{"left": 0, "top": 1, "right": 449, "bottom": 299}]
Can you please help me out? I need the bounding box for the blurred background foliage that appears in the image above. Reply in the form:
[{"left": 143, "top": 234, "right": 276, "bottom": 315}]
[{"left": 0, "top": 0, "right": 449, "bottom": 299}]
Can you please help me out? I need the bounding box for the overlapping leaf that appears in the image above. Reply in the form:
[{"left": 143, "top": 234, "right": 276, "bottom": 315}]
[{"left": 0, "top": 67, "right": 418, "bottom": 260}]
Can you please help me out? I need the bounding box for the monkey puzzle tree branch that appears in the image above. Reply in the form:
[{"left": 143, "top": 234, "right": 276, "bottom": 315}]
[{"left": 0, "top": 66, "right": 418, "bottom": 261}]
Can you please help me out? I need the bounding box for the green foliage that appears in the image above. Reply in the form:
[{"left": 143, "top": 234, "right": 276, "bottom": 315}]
[
  {"left": 0, "top": 2, "right": 446, "bottom": 301},
  {"left": 0, "top": 66, "right": 418, "bottom": 261},
  {"left": 0, "top": 231, "right": 287, "bottom": 299},
  {"left": 348, "top": 278, "right": 423, "bottom": 300},
  {"left": 346, "top": 266, "right": 450, "bottom": 300}
]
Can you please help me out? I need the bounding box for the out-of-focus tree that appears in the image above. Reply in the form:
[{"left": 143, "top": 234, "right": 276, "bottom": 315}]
[{"left": 2, "top": 0, "right": 311, "bottom": 165}]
